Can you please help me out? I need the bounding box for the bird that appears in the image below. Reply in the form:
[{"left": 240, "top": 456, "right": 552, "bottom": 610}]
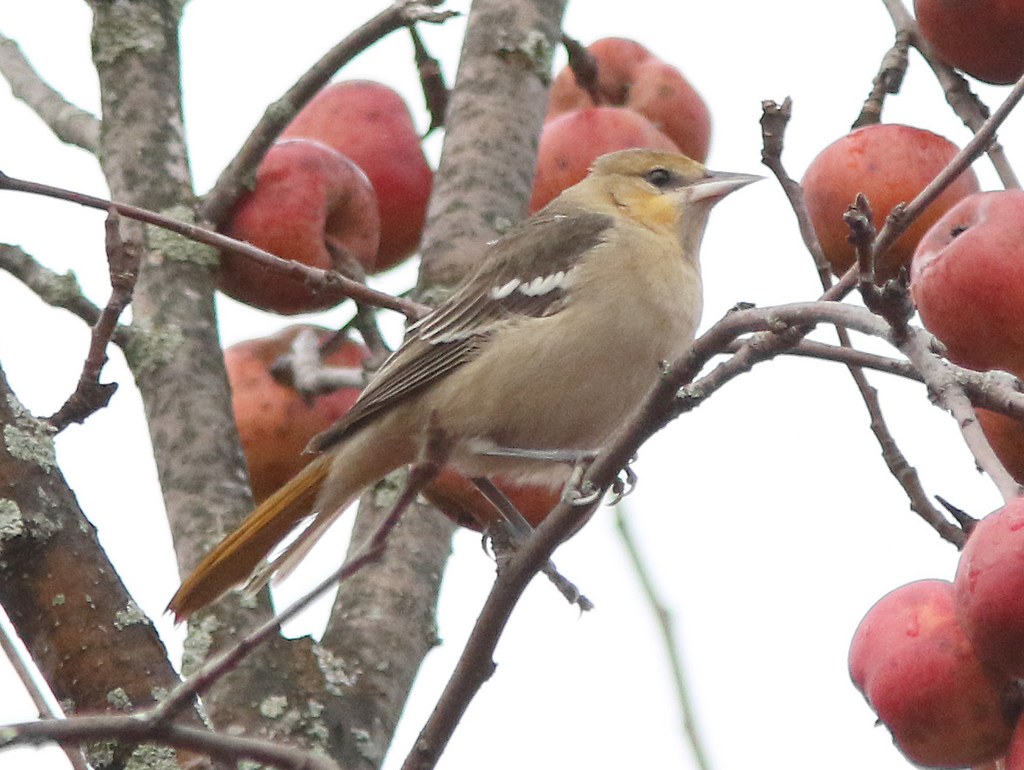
[{"left": 169, "top": 148, "right": 759, "bottom": 620}]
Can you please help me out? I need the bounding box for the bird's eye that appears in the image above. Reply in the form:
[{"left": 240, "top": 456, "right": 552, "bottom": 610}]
[{"left": 644, "top": 167, "right": 675, "bottom": 189}]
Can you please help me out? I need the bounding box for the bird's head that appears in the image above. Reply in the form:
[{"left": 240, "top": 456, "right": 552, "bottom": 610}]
[{"left": 579, "top": 148, "right": 760, "bottom": 249}]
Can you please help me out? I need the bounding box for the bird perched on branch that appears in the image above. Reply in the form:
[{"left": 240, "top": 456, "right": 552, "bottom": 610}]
[{"left": 169, "top": 148, "right": 758, "bottom": 620}]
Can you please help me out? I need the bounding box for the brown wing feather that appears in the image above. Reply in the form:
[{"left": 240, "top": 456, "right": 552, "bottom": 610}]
[{"left": 312, "top": 208, "right": 614, "bottom": 452}]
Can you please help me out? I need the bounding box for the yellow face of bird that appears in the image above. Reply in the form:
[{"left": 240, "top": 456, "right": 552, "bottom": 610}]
[{"left": 578, "top": 148, "right": 759, "bottom": 241}]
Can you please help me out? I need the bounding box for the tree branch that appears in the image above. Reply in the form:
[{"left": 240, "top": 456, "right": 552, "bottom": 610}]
[
  {"left": 1, "top": 716, "right": 340, "bottom": 770},
  {"left": 873, "top": 69, "right": 1024, "bottom": 259},
  {"left": 48, "top": 210, "right": 140, "bottom": 431},
  {"left": 761, "top": 98, "right": 955, "bottom": 543},
  {"left": 0, "top": 32, "right": 100, "bottom": 152},
  {"left": 880, "top": 0, "right": 1021, "bottom": 189},
  {"left": 0, "top": 362, "right": 210, "bottom": 769},
  {"left": 0, "top": 616, "right": 90, "bottom": 770},
  {"left": 198, "top": 0, "right": 459, "bottom": 226},
  {"left": 614, "top": 505, "right": 713, "bottom": 770},
  {"left": 0, "top": 171, "right": 428, "bottom": 320},
  {"left": 0, "top": 243, "right": 126, "bottom": 341}
]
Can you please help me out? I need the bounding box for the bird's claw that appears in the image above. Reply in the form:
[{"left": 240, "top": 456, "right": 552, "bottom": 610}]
[
  {"left": 607, "top": 463, "right": 638, "bottom": 505},
  {"left": 565, "top": 480, "right": 603, "bottom": 506}
]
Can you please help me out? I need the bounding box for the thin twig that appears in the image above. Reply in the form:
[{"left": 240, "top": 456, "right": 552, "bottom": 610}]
[
  {"left": 269, "top": 326, "right": 367, "bottom": 398},
  {"left": 49, "top": 210, "right": 141, "bottom": 430},
  {"left": 880, "top": 0, "right": 1020, "bottom": 189},
  {"left": 401, "top": 493, "right": 601, "bottom": 770},
  {"left": 852, "top": 30, "right": 910, "bottom": 128},
  {"left": 410, "top": 25, "right": 449, "bottom": 134},
  {"left": 0, "top": 171, "right": 429, "bottom": 320},
  {"left": 872, "top": 70, "right": 1024, "bottom": 259},
  {"left": 471, "top": 478, "right": 593, "bottom": 611},
  {"left": 0, "top": 244, "right": 126, "bottom": 341},
  {"left": 749, "top": 338, "right": 920, "bottom": 380},
  {"left": 198, "top": 0, "right": 459, "bottom": 225},
  {"left": 839, "top": 121, "right": 1021, "bottom": 508},
  {"left": 0, "top": 32, "right": 100, "bottom": 152},
  {"left": 561, "top": 33, "right": 603, "bottom": 106},
  {"left": 902, "top": 326, "right": 1023, "bottom": 504},
  {"left": 403, "top": 293, "right": 1024, "bottom": 769},
  {"left": 640, "top": 301, "right": 976, "bottom": 546},
  {"left": 614, "top": 505, "right": 713, "bottom": 770},
  {"left": 0, "top": 715, "right": 340, "bottom": 770},
  {"left": 760, "top": 99, "right": 954, "bottom": 541},
  {"left": 402, "top": 301, "right": 904, "bottom": 769},
  {"left": 0, "top": 612, "right": 90, "bottom": 770},
  {"left": 153, "top": 432, "right": 450, "bottom": 724},
  {"left": 760, "top": 99, "right": 832, "bottom": 279}
]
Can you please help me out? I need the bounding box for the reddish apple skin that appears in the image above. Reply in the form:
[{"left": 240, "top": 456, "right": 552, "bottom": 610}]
[
  {"left": 977, "top": 408, "right": 1024, "bottom": 486},
  {"left": 801, "top": 124, "right": 979, "bottom": 282},
  {"left": 849, "top": 579, "right": 1012, "bottom": 767},
  {"left": 1005, "top": 711, "right": 1024, "bottom": 770},
  {"left": 219, "top": 139, "right": 381, "bottom": 315},
  {"left": 226, "top": 325, "right": 368, "bottom": 504},
  {"left": 955, "top": 497, "right": 1024, "bottom": 680},
  {"left": 530, "top": 107, "right": 679, "bottom": 212},
  {"left": 914, "top": 0, "right": 1024, "bottom": 85},
  {"left": 282, "top": 80, "right": 433, "bottom": 271},
  {"left": 911, "top": 190, "right": 1024, "bottom": 373},
  {"left": 546, "top": 37, "right": 710, "bottom": 162},
  {"left": 423, "top": 467, "right": 563, "bottom": 531}
]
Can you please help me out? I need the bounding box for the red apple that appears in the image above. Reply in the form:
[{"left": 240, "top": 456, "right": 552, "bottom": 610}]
[
  {"left": 911, "top": 190, "right": 1024, "bottom": 373},
  {"left": 914, "top": 0, "right": 1024, "bottom": 85},
  {"left": 530, "top": 106, "right": 679, "bottom": 212},
  {"left": 954, "top": 496, "right": 1024, "bottom": 680},
  {"left": 423, "top": 467, "right": 563, "bottom": 532},
  {"left": 977, "top": 408, "right": 1024, "bottom": 485},
  {"left": 282, "top": 80, "right": 433, "bottom": 271},
  {"left": 849, "top": 579, "right": 1012, "bottom": 767},
  {"left": 226, "top": 325, "right": 368, "bottom": 503},
  {"left": 1005, "top": 710, "right": 1024, "bottom": 770},
  {"left": 801, "top": 123, "right": 979, "bottom": 282},
  {"left": 547, "top": 37, "right": 711, "bottom": 162},
  {"left": 219, "top": 138, "right": 380, "bottom": 315}
]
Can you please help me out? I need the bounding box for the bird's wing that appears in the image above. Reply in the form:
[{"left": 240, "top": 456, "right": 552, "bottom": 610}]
[{"left": 312, "top": 208, "right": 614, "bottom": 451}]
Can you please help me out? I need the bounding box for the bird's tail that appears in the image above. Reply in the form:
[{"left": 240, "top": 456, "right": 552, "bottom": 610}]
[
  {"left": 169, "top": 414, "right": 416, "bottom": 621},
  {"left": 168, "top": 453, "right": 333, "bottom": 621}
]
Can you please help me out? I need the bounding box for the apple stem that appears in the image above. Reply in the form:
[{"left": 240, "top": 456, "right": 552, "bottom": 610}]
[{"left": 562, "top": 33, "right": 604, "bottom": 107}]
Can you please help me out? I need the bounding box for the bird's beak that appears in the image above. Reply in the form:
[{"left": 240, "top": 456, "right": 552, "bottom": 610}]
[{"left": 688, "top": 170, "right": 763, "bottom": 202}]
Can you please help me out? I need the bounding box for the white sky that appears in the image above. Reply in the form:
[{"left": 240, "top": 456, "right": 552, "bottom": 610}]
[{"left": 1, "top": 2, "right": 1022, "bottom": 769}]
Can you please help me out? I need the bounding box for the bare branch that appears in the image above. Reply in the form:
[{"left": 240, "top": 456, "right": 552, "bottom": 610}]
[
  {"left": 49, "top": 210, "right": 141, "bottom": 431},
  {"left": 757, "top": 338, "right": 920, "bottom": 380},
  {"left": 410, "top": 25, "right": 449, "bottom": 134},
  {"left": 880, "top": 0, "right": 1021, "bottom": 189},
  {"left": 760, "top": 98, "right": 833, "bottom": 279},
  {"left": 0, "top": 716, "right": 340, "bottom": 770},
  {"left": 0, "top": 363, "right": 210, "bottom": 768},
  {"left": 901, "top": 326, "right": 1023, "bottom": 504},
  {"left": 0, "top": 171, "right": 429, "bottom": 320},
  {"left": 0, "top": 616, "right": 90, "bottom": 770},
  {"left": 761, "top": 101, "right": 954, "bottom": 541},
  {"left": 852, "top": 30, "right": 910, "bottom": 128},
  {"left": 873, "top": 70, "right": 1024, "bottom": 259},
  {"left": 841, "top": 153, "right": 1023, "bottom": 506},
  {"left": 198, "top": 0, "right": 459, "bottom": 226},
  {"left": 614, "top": 505, "right": 713, "bottom": 770},
  {"left": 0, "top": 32, "right": 100, "bottom": 152},
  {"left": 154, "top": 428, "right": 449, "bottom": 725},
  {"left": 0, "top": 243, "right": 127, "bottom": 340}
]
